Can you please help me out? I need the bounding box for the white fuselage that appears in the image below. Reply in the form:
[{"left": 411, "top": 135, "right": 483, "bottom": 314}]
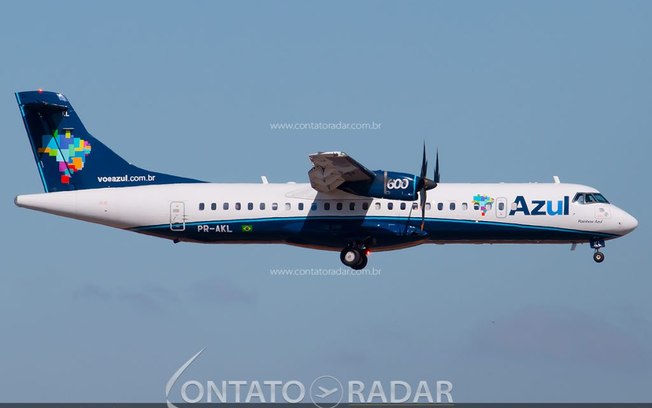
[{"left": 15, "top": 182, "right": 638, "bottom": 252}]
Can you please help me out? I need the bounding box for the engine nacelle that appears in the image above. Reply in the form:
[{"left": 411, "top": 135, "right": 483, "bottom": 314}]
[{"left": 339, "top": 170, "right": 418, "bottom": 201}]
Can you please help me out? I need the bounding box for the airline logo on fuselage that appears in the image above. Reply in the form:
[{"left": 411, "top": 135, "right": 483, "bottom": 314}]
[{"left": 509, "top": 196, "right": 570, "bottom": 216}]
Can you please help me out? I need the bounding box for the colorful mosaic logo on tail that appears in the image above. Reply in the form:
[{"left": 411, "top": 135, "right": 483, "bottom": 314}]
[
  {"left": 472, "top": 194, "right": 494, "bottom": 216},
  {"left": 37, "top": 129, "right": 92, "bottom": 184}
]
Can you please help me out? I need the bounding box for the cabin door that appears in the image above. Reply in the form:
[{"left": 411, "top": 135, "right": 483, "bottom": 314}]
[
  {"left": 496, "top": 197, "right": 508, "bottom": 218},
  {"left": 170, "top": 201, "right": 186, "bottom": 231}
]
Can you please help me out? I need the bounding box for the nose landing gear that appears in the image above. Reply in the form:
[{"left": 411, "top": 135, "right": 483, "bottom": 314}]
[
  {"left": 593, "top": 251, "right": 605, "bottom": 263},
  {"left": 340, "top": 245, "right": 369, "bottom": 270},
  {"left": 590, "top": 239, "right": 606, "bottom": 263}
]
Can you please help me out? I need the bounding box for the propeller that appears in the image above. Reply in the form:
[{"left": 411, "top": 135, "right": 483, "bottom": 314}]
[
  {"left": 416, "top": 144, "right": 439, "bottom": 230},
  {"left": 434, "top": 149, "right": 440, "bottom": 185}
]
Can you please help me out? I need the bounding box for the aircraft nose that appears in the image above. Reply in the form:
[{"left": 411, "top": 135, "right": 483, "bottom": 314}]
[{"left": 619, "top": 211, "right": 638, "bottom": 235}]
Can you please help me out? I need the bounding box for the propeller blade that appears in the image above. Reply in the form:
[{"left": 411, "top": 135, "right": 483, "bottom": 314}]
[
  {"left": 417, "top": 142, "right": 428, "bottom": 190},
  {"left": 434, "top": 149, "right": 440, "bottom": 185},
  {"left": 403, "top": 204, "right": 413, "bottom": 235},
  {"left": 420, "top": 188, "right": 426, "bottom": 230},
  {"left": 420, "top": 143, "right": 428, "bottom": 180},
  {"left": 419, "top": 143, "right": 429, "bottom": 230}
]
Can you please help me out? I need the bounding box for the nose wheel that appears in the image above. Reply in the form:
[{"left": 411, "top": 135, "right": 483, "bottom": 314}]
[
  {"left": 340, "top": 246, "right": 368, "bottom": 270},
  {"left": 593, "top": 251, "right": 605, "bottom": 263},
  {"left": 590, "top": 239, "right": 606, "bottom": 263}
]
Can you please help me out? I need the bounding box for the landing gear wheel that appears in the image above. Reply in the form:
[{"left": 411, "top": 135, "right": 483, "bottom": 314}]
[
  {"left": 590, "top": 239, "right": 606, "bottom": 264},
  {"left": 340, "top": 247, "right": 368, "bottom": 269},
  {"left": 593, "top": 251, "right": 605, "bottom": 263},
  {"left": 340, "top": 248, "right": 362, "bottom": 267},
  {"left": 353, "top": 254, "right": 368, "bottom": 270}
]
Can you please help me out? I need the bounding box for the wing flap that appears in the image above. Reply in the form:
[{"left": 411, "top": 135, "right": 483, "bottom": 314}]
[{"left": 308, "top": 152, "right": 375, "bottom": 192}]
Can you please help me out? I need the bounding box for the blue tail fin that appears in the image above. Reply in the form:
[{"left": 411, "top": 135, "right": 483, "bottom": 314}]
[{"left": 16, "top": 90, "right": 204, "bottom": 192}]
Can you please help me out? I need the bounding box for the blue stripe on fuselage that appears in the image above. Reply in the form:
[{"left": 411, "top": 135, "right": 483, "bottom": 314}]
[{"left": 130, "top": 215, "right": 619, "bottom": 248}]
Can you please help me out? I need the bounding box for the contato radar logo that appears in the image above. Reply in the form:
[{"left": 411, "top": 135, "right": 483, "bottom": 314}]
[{"left": 166, "top": 348, "right": 453, "bottom": 407}]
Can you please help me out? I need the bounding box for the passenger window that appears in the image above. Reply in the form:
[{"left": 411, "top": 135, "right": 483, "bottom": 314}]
[
  {"left": 473, "top": 203, "right": 480, "bottom": 210},
  {"left": 400, "top": 202, "right": 406, "bottom": 210},
  {"left": 425, "top": 203, "right": 431, "bottom": 211},
  {"left": 285, "top": 202, "right": 291, "bottom": 210},
  {"left": 272, "top": 202, "right": 278, "bottom": 210},
  {"left": 324, "top": 202, "right": 330, "bottom": 210},
  {"left": 223, "top": 202, "right": 229, "bottom": 210},
  {"left": 260, "top": 203, "right": 265, "bottom": 210},
  {"left": 388, "top": 202, "right": 394, "bottom": 210},
  {"left": 199, "top": 203, "right": 205, "bottom": 211},
  {"left": 235, "top": 202, "right": 241, "bottom": 210},
  {"left": 412, "top": 202, "right": 418, "bottom": 210},
  {"left": 437, "top": 202, "right": 443, "bottom": 211},
  {"left": 349, "top": 202, "right": 355, "bottom": 211},
  {"left": 450, "top": 202, "right": 456, "bottom": 211},
  {"left": 498, "top": 202, "right": 505, "bottom": 211},
  {"left": 336, "top": 202, "right": 343, "bottom": 210},
  {"left": 462, "top": 202, "right": 468, "bottom": 210},
  {"left": 247, "top": 202, "right": 254, "bottom": 210},
  {"left": 374, "top": 202, "right": 381, "bottom": 210},
  {"left": 298, "top": 203, "right": 304, "bottom": 211},
  {"left": 363, "top": 202, "right": 369, "bottom": 210},
  {"left": 486, "top": 203, "right": 492, "bottom": 211},
  {"left": 311, "top": 203, "right": 317, "bottom": 211}
]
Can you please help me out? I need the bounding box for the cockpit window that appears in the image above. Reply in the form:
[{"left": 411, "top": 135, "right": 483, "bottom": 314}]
[
  {"left": 593, "top": 193, "right": 609, "bottom": 203},
  {"left": 573, "top": 192, "right": 610, "bottom": 205}
]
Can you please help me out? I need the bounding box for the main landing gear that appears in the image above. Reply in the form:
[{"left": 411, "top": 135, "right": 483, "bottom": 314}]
[
  {"left": 340, "top": 245, "right": 369, "bottom": 270},
  {"left": 591, "top": 239, "right": 606, "bottom": 263}
]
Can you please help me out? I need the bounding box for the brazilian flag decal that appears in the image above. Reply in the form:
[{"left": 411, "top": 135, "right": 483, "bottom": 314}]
[{"left": 241, "top": 224, "right": 253, "bottom": 232}]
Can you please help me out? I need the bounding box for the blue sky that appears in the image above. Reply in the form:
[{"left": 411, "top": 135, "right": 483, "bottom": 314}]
[{"left": 1, "top": 0, "right": 650, "bottom": 402}]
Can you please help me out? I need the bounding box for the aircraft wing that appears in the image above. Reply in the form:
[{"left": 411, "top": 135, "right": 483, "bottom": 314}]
[{"left": 308, "top": 151, "right": 376, "bottom": 192}]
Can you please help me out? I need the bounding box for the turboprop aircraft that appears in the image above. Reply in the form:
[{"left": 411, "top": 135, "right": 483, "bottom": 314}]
[{"left": 14, "top": 90, "right": 638, "bottom": 269}]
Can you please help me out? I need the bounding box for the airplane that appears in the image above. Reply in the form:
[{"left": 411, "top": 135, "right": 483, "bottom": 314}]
[{"left": 14, "top": 90, "right": 638, "bottom": 269}]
